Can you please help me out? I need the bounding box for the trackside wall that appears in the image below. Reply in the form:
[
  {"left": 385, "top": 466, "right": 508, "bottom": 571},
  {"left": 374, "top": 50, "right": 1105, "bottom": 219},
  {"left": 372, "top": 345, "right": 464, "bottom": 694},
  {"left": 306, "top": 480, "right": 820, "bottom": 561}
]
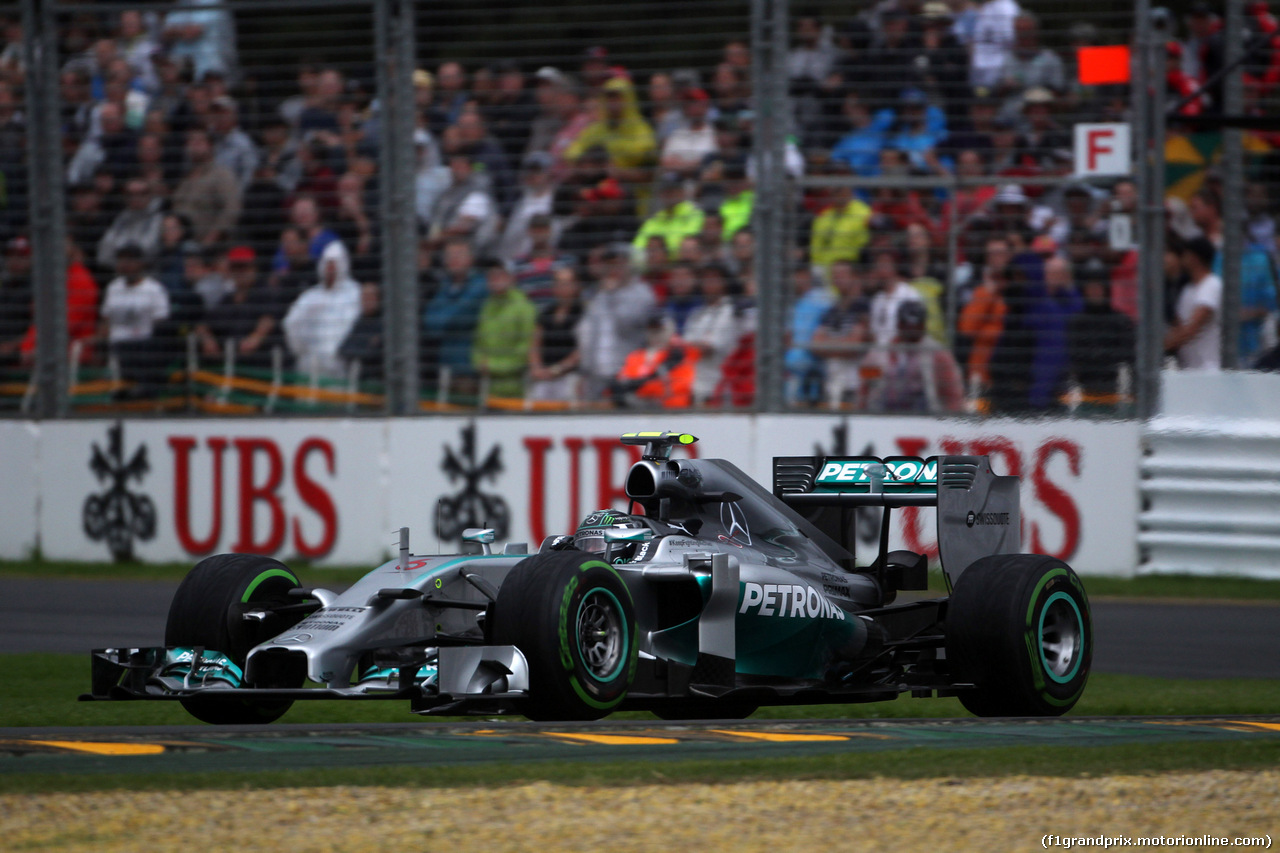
[
  {"left": 1141, "top": 372, "right": 1280, "bottom": 578},
  {"left": 6, "top": 416, "right": 1141, "bottom": 576}
]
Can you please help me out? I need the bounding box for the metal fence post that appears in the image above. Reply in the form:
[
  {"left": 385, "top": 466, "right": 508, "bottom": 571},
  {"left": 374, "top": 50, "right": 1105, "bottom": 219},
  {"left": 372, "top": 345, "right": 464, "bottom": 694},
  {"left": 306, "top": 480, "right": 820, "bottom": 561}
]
[
  {"left": 1135, "top": 0, "right": 1166, "bottom": 421},
  {"left": 751, "top": 0, "right": 787, "bottom": 413},
  {"left": 21, "top": 0, "right": 67, "bottom": 418},
  {"left": 944, "top": 177, "right": 959, "bottom": 347},
  {"left": 1151, "top": 34, "right": 1166, "bottom": 391},
  {"left": 1221, "top": 0, "right": 1245, "bottom": 369},
  {"left": 376, "top": 0, "right": 420, "bottom": 415}
]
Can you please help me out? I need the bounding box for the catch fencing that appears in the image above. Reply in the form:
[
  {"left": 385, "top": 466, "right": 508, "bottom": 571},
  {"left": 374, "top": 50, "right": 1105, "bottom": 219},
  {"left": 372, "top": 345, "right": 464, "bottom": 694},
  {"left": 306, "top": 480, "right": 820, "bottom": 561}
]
[{"left": 0, "top": 1, "right": 1273, "bottom": 419}]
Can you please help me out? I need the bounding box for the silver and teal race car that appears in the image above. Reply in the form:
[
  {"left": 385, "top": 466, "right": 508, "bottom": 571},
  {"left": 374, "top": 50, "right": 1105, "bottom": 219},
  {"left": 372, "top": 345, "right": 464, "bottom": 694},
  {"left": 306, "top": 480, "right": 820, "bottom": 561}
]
[{"left": 84, "top": 431, "right": 1092, "bottom": 723}]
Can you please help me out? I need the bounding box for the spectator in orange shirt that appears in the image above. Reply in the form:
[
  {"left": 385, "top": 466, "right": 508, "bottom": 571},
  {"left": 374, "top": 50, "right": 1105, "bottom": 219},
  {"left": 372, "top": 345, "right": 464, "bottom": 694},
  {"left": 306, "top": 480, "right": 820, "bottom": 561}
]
[
  {"left": 958, "top": 235, "right": 1011, "bottom": 389},
  {"left": 19, "top": 240, "right": 101, "bottom": 366},
  {"left": 611, "top": 314, "right": 696, "bottom": 409}
]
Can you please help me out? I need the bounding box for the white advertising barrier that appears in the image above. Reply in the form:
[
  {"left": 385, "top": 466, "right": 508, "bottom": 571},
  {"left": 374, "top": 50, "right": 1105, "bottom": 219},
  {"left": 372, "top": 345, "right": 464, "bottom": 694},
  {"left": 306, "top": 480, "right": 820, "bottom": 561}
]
[
  {"left": 20, "top": 415, "right": 1140, "bottom": 576},
  {"left": 36, "top": 420, "right": 387, "bottom": 565},
  {"left": 0, "top": 421, "right": 39, "bottom": 558}
]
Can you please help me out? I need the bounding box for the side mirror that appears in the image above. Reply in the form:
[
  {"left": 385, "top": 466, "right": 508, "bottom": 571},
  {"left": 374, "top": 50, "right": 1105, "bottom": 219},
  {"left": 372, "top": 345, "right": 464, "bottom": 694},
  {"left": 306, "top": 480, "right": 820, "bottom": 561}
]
[
  {"left": 603, "top": 527, "right": 653, "bottom": 563},
  {"left": 462, "top": 527, "right": 496, "bottom": 555},
  {"left": 603, "top": 527, "right": 653, "bottom": 544}
]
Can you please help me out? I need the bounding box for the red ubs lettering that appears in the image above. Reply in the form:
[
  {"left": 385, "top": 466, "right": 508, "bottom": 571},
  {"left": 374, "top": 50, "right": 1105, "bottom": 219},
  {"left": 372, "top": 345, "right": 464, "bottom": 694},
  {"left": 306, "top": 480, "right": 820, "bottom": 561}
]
[
  {"left": 895, "top": 436, "right": 1082, "bottom": 562},
  {"left": 169, "top": 435, "right": 338, "bottom": 557}
]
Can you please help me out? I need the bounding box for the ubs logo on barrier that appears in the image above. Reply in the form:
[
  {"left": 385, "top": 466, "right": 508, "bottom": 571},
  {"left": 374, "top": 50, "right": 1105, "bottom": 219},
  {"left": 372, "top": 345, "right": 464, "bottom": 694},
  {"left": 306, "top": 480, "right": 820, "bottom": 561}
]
[
  {"left": 168, "top": 434, "right": 338, "bottom": 558},
  {"left": 83, "top": 422, "right": 156, "bottom": 561},
  {"left": 436, "top": 422, "right": 510, "bottom": 544}
]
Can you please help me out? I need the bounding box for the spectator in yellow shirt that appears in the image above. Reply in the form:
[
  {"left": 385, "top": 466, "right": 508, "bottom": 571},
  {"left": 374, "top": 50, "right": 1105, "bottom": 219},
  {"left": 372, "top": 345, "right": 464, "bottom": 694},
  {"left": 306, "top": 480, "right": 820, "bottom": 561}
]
[
  {"left": 566, "top": 75, "right": 655, "bottom": 191},
  {"left": 809, "top": 171, "right": 871, "bottom": 275}
]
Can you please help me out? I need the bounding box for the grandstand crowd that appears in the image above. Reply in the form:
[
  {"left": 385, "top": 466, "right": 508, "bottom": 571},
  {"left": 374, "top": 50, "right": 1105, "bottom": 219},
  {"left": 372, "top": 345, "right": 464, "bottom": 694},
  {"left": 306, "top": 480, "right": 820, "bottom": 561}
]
[{"left": 1, "top": 0, "right": 1279, "bottom": 413}]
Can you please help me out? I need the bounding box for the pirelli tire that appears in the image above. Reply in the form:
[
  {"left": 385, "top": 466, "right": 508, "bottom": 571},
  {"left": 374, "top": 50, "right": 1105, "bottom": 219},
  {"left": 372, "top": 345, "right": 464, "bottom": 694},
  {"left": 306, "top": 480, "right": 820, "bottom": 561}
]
[
  {"left": 164, "top": 554, "right": 306, "bottom": 725},
  {"left": 491, "top": 550, "right": 639, "bottom": 721},
  {"left": 945, "top": 554, "right": 1092, "bottom": 717}
]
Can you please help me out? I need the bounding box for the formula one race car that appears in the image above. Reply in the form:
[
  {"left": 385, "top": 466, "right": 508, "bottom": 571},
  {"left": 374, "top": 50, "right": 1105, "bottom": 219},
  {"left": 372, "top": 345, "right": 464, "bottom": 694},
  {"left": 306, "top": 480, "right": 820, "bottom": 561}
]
[{"left": 84, "top": 431, "right": 1092, "bottom": 723}]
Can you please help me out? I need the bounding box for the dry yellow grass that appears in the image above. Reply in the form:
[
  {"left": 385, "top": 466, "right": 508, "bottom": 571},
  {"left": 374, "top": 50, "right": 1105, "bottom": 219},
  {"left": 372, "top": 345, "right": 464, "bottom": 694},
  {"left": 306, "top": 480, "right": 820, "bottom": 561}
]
[{"left": 2, "top": 770, "right": 1276, "bottom": 852}]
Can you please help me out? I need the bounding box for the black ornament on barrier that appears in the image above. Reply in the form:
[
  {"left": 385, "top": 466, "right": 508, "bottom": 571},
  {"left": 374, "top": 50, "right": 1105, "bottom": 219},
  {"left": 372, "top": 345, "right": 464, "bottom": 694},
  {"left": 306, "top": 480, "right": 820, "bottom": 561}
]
[
  {"left": 83, "top": 422, "right": 157, "bottom": 562},
  {"left": 435, "top": 422, "right": 510, "bottom": 544}
]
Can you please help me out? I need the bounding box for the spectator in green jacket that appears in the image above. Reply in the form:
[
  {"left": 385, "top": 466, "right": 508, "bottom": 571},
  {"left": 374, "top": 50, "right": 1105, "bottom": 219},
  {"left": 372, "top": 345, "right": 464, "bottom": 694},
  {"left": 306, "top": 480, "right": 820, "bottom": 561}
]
[
  {"left": 717, "top": 160, "right": 755, "bottom": 240},
  {"left": 631, "top": 172, "right": 705, "bottom": 264},
  {"left": 473, "top": 260, "right": 537, "bottom": 398}
]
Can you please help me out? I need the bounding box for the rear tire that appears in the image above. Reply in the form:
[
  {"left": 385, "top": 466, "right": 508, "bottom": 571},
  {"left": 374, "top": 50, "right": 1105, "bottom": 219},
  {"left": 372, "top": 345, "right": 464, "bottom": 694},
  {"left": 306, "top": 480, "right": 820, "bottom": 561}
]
[
  {"left": 165, "top": 553, "right": 305, "bottom": 725},
  {"left": 946, "top": 554, "right": 1091, "bottom": 717},
  {"left": 491, "top": 550, "right": 638, "bottom": 721}
]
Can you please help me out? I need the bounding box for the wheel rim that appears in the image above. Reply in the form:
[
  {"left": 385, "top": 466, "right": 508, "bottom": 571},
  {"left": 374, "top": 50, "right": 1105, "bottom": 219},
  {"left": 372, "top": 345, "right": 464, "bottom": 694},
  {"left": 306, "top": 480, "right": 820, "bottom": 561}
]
[
  {"left": 1038, "top": 591, "right": 1084, "bottom": 684},
  {"left": 576, "top": 589, "right": 626, "bottom": 681}
]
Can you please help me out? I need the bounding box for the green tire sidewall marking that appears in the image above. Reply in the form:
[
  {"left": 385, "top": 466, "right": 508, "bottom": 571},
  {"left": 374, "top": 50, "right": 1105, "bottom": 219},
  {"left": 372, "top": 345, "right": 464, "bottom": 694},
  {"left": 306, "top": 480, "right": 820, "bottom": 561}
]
[
  {"left": 240, "top": 568, "right": 299, "bottom": 603},
  {"left": 572, "top": 559, "right": 637, "bottom": 646},
  {"left": 1038, "top": 591, "right": 1085, "bottom": 685},
  {"left": 579, "top": 559, "right": 624, "bottom": 580},
  {"left": 563, "top": 559, "right": 635, "bottom": 709},
  {"left": 1023, "top": 567, "right": 1067, "bottom": 692},
  {"left": 575, "top": 587, "right": 630, "bottom": 682},
  {"left": 1024, "top": 567, "right": 1067, "bottom": 627},
  {"left": 557, "top": 575, "right": 580, "bottom": 671}
]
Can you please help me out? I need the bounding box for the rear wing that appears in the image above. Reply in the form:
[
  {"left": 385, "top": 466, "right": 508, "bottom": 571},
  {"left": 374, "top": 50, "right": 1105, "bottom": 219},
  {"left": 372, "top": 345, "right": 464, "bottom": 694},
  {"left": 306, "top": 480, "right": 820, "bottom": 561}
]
[
  {"left": 775, "top": 456, "right": 941, "bottom": 507},
  {"left": 773, "top": 455, "right": 1021, "bottom": 582}
]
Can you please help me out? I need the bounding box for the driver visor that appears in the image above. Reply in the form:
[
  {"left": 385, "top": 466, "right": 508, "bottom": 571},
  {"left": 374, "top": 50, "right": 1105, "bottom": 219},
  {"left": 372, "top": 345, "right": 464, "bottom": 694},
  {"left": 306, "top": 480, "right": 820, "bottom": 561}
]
[{"left": 573, "top": 532, "right": 607, "bottom": 554}]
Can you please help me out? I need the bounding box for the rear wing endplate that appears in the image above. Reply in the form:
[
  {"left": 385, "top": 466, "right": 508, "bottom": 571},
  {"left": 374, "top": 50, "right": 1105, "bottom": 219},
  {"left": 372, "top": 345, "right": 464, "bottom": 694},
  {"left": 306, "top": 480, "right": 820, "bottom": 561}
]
[{"left": 773, "top": 455, "right": 1020, "bottom": 582}]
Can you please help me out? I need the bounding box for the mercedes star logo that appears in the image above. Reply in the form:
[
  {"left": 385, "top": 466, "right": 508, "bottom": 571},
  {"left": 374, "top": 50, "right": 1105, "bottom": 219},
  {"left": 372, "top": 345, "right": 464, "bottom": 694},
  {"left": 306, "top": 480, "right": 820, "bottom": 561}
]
[{"left": 720, "top": 500, "right": 752, "bottom": 545}]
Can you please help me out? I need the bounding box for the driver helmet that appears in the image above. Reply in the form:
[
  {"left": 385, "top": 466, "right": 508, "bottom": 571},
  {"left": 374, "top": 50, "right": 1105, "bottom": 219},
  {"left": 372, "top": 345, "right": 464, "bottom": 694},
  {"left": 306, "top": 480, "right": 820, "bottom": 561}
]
[{"left": 573, "top": 509, "right": 647, "bottom": 563}]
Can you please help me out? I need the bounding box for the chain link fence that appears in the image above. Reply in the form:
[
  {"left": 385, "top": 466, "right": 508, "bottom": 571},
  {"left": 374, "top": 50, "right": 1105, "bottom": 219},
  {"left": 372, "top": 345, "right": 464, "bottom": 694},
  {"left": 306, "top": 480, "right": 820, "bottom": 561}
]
[{"left": 0, "top": 1, "right": 1274, "bottom": 418}]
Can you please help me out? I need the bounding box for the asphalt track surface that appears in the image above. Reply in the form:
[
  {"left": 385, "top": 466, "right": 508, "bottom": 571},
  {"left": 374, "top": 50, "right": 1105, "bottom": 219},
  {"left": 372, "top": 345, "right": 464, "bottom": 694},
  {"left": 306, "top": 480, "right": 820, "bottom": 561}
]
[
  {"left": 3, "top": 716, "right": 1280, "bottom": 776},
  {"left": 4, "top": 578, "right": 1280, "bottom": 679}
]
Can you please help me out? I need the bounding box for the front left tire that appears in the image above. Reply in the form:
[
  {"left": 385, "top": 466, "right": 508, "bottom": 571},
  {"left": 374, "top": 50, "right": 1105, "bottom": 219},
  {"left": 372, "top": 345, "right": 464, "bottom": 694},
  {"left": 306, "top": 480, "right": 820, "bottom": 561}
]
[{"left": 165, "top": 553, "right": 306, "bottom": 724}]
